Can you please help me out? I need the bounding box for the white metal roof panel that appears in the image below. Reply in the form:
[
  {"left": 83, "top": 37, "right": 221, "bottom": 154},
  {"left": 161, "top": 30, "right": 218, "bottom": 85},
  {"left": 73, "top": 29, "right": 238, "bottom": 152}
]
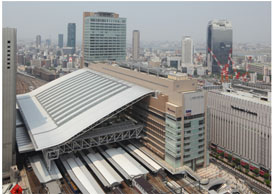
[
  {"left": 29, "top": 155, "right": 62, "bottom": 183},
  {"left": 87, "top": 151, "right": 123, "bottom": 186},
  {"left": 16, "top": 126, "right": 35, "bottom": 153},
  {"left": 64, "top": 155, "right": 105, "bottom": 194},
  {"left": 60, "top": 156, "right": 88, "bottom": 194},
  {"left": 16, "top": 68, "right": 153, "bottom": 150},
  {"left": 105, "top": 147, "right": 148, "bottom": 179},
  {"left": 127, "top": 144, "right": 162, "bottom": 172}
]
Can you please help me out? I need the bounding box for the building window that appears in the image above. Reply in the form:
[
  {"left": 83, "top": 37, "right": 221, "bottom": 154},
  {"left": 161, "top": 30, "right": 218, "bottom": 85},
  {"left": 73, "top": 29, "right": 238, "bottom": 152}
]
[
  {"left": 184, "top": 143, "right": 190, "bottom": 146},
  {"left": 198, "top": 139, "right": 204, "bottom": 143},
  {"left": 198, "top": 151, "right": 204, "bottom": 154},
  {"left": 185, "top": 148, "right": 190, "bottom": 152},
  {"left": 184, "top": 122, "right": 191, "bottom": 128},
  {"left": 7, "top": 54, "right": 10, "bottom": 57},
  {"left": 184, "top": 137, "right": 190, "bottom": 141},
  {"left": 199, "top": 120, "right": 204, "bottom": 125},
  {"left": 7, "top": 67, "right": 10, "bottom": 69},
  {"left": 7, "top": 41, "right": 10, "bottom": 43},
  {"left": 7, "top": 50, "right": 10, "bottom": 52}
]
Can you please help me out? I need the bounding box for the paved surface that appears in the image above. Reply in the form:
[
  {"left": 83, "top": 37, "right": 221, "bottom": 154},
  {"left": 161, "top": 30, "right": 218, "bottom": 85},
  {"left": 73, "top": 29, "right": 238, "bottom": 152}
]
[{"left": 211, "top": 158, "right": 271, "bottom": 194}]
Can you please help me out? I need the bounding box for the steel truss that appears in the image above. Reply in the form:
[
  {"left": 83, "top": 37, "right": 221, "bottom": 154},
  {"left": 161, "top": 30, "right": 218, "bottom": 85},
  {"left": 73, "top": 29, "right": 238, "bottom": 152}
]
[
  {"left": 43, "top": 122, "right": 143, "bottom": 169},
  {"left": 42, "top": 93, "right": 152, "bottom": 169}
]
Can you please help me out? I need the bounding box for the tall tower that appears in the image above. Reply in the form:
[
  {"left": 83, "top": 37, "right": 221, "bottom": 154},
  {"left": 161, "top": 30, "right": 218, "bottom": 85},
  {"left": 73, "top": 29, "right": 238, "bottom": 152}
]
[
  {"left": 36, "top": 35, "right": 41, "bottom": 48},
  {"left": 206, "top": 20, "right": 232, "bottom": 74},
  {"left": 132, "top": 30, "right": 140, "bottom": 60},
  {"left": 67, "top": 23, "right": 76, "bottom": 53},
  {"left": 58, "top": 34, "right": 64, "bottom": 48},
  {"left": 82, "top": 12, "right": 126, "bottom": 65},
  {"left": 2, "top": 28, "right": 17, "bottom": 178},
  {"left": 182, "top": 36, "right": 193, "bottom": 65}
]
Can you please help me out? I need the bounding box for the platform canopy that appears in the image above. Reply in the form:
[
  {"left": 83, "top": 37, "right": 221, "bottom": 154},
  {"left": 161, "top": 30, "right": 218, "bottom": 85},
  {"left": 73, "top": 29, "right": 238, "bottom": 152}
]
[{"left": 17, "top": 68, "right": 153, "bottom": 150}]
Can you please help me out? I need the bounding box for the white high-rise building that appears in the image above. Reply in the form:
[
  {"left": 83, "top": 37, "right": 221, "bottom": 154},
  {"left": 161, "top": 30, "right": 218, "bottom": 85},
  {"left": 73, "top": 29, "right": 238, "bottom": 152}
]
[
  {"left": 132, "top": 30, "right": 140, "bottom": 60},
  {"left": 2, "top": 28, "right": 17, "bottom": 178},
  {"left": 182, "top": 36, "right": 193, "bottom": 65}
]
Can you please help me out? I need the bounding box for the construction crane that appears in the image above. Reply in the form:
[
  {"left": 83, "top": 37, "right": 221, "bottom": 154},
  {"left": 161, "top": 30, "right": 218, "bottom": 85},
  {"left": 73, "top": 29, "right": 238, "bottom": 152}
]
[
  {"left": 227, "top": 48, "right": 249, "bottom": 82},
  {"left": 207, "top": 47, "right": 229, "bottom": 82}
]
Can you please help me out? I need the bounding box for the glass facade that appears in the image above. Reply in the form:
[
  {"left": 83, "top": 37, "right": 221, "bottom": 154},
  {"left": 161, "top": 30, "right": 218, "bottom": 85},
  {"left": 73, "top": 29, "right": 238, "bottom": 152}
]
[
  {"left": 206, "top": 20, "right": 232, "bottom": 74},
  {"left": 67, "top": 23, "right": 76, "bottom": 53},
  {"left": 165, "top": 114, "right": 182, "bottom": 168},
  {"left": 84, "top": 14, "right": 126, "bottom": 62},
  {"left": 183, "top": 115, "right": 205, "bottom": 170},
  {"left": 58, "top": 34, "right": 63, "bottom": 48}
]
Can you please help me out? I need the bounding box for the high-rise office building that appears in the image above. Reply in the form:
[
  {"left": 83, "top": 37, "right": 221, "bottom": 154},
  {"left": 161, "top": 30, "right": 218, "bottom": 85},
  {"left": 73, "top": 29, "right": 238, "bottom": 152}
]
[
  {"left": 83, "top": 12, "right": 126, "bottom": 64},
  {"left": 67, "top": 23, "right": 76, "bottom": 53},
  {"left": 58, "top": 34, "right": 64, "bottom": 48},
  {"left": 36, "top": 35, "right": 41, "bottom": 48},
  {"left": 46, "top": 39, "right": 51, "bottom": 48},
  {"left": 182, "top": 36, "right": 193, "bottom": 65},
  {"left": 2, "top": 28, "right": 17, "bottom": 178},
  {"left": 206, "top": 20, "right": 232, "bottom": 74},
  {"left": 132, "top": 30, "right": 140, "bottom": 60}
]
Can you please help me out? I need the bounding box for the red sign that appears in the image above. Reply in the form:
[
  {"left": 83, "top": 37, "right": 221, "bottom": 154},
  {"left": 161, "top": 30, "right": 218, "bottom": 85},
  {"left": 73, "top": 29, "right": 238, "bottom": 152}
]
[{"left": 10, "top": 184, "right": 23, "bottom": 194}]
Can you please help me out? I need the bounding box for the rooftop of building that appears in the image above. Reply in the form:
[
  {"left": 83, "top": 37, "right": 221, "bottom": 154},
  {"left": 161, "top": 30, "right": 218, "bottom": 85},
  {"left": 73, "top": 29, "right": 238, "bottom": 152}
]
[
  {"left": 212, "top": 84, "right": 271, "bottom": 106},
  {"left": 16, "top": 68, "right": 153, "bottom": 150},
  {"left": 83, "top": 11, "right": 120, "bottom": 18},
  {"left": 209, "top": 19, "right": 232, "bottom": 29}
]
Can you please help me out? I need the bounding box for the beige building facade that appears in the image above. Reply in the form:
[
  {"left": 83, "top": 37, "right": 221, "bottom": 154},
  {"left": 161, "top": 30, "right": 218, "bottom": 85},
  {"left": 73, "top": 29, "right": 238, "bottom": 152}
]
[{"left": 89, "top": 63, "right": 209, "bottom": 172}]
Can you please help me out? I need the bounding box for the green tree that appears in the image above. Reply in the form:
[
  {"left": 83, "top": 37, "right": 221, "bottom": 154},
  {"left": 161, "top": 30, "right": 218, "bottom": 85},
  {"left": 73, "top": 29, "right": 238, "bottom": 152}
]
[
  {"left": 264, "top": 173, "right": 270, "bottom": 180},
  {"left": 227, "top": 154, "right": 232, "bottom": 162},
  {"left": 254, "top": 168, "right": 259, "bottom": 176},
  {"left": 265, "top": 180, "right": 271, "bottom": 187},
  {"left": 220, "top": 152, "right": 224, "bottom": 158},
  {"left": 244, "top": 164, "right": 249, "bottom": 169},
  {"left": 245, "top": 169, "right": 249, "bottom": 174},
  {"left": 234, "top": 158, "right": 240, "bottom": 165}
]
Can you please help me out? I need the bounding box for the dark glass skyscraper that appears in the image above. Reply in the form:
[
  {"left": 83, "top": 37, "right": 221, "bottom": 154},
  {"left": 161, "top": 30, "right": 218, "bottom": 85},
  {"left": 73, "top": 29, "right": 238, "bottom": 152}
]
[
  {"left": 67, "top": 23, "right": 76, "bottom": 53},
  {"left": 206, "top": 20, "right": 232, "bottom": 74},
  {"left": 58, "top": 34, "right": 63, "bottom": 48}
]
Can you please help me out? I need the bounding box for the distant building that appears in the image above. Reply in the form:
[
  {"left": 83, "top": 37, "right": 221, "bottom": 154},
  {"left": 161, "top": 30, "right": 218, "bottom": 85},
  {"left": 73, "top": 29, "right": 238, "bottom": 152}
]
[
  {"left": 2, "top": 28, "right": 17, "bottom": 178},
  {"left": 62, "top": 47, "right": 74, "bottom": 55},
  {"left": 206, "top": 20, "right": 232, "bottom": 74},
  {"left": 36, "top": 35, "right": 41, "bottom": 48},
  {"left": 58, "top": 34, "right": 64, "bottom": 48},
  {"left": 132, "top": 30, "right": 140, "bottom": 60},
  {"left": 248, "top": 63, "right": 271, "bottom": 76},
  {"left": 182, "top": 36, "right": 193, "bottom": 65},
  {"left": 46, "top": 39, "right": 51, "bottom": 48},
  {"left": 83, "top": 12, "right": 126, "bottom": 65},
  {"left": 67, "top": 23, "right": 76, "bottom": 53},
  {"left": 167, "top": 56, "right": 181, "bottom": 70}
]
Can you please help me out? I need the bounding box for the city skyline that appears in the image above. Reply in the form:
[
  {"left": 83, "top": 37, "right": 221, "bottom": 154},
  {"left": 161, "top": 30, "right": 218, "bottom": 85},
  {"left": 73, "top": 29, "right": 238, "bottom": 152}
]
[{"left": 3, "top": 1, "right": 271, "bottom": 44}]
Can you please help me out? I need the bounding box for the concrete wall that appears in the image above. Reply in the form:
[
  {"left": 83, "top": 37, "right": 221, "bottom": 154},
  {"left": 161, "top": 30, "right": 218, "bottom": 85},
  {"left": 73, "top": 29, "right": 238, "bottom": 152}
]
[{"left": 2, "top": 28, "right": 17, "bottom": 178}]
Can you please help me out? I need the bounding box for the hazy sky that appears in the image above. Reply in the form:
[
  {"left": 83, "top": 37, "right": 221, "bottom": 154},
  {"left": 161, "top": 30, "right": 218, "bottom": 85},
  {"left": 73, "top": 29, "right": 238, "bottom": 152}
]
[{"left": 2, "top": 1, "right": 271, "bottom": 44}]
